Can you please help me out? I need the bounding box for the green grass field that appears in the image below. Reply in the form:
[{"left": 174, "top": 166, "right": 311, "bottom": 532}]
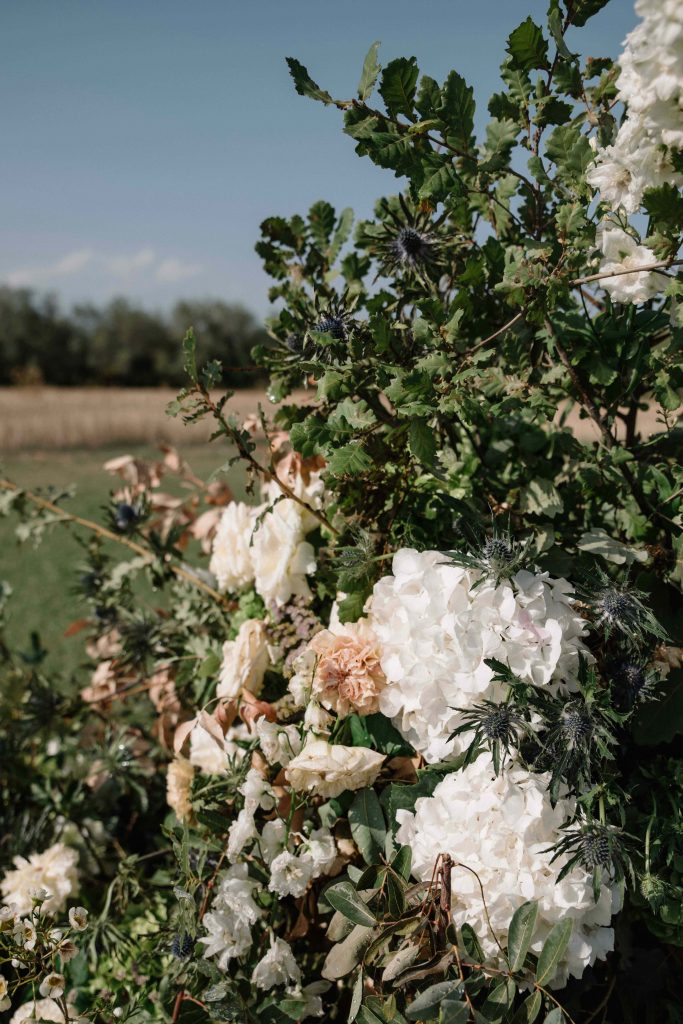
[{"left": 1, "top": 445, "right": 244, "bottom": 678}]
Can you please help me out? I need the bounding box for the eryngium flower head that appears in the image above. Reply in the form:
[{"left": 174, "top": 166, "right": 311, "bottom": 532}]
[
  {"left": 314, "top": 314, "right": 348, "bottom": 341},
  {"left": 113, "top": 502, "right": 139, "bottom": 533},
  {"left": 640, "top": 873, "right": 667, "bottom": 911},
  {"left": 445, "top": 531, "right": 532, "bottom": 583},
  {"left": 609, "top": 658, "right": 651, "bottom": 710},
  {"left": 171, "top": 931, "right": 194, "bottom": 958},
  {"left": 559, "top": 705, "right": 593, "bottom": 749},
  {"left": 550, "top": 819, "right": 634, "bottom": 899},
  {"left": 587, "top": 569, "right": 666, "bottom": 647},
  {"left": 390, "top": 226, "right": 433, "bottom": 269}
]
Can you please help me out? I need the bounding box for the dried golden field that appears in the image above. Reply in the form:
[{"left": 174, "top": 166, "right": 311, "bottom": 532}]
[{"left": 0, "top": 385, "right": 675, "bottom": 452}]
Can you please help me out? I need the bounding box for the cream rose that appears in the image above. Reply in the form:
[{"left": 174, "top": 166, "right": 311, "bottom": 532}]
[
  {"left": 217, "top": 619, "right": 270, "bottom": 700},
  {"left": 166, "top": 757, "right": 194, "bottom": 822},
  {"left": 285, "top": 739, "right": 385, "bottom": 799},
  {"left": 252, "top": 499, "right": 316, "bottom": 608},
  {"left": 210, "top": 502, "right": 260, "bottom": 592}
]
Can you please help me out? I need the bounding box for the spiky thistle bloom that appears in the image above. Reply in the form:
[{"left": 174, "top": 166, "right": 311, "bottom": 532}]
[
  {"left": 584, "top": 568, "right": 666, "bottom": 648},
  {"left": 550, "top": 817, "right": 635, "bottom": 900},
  {"left": 358, "top": 194, "right": 448, "bottom": 282},
  {"left": 449, "top": 699, "right": 532, "bottom": 775},
  {"left": 330, "top": 526, "right": 381, "bottom": 588},
  {"left": 310, "top": 293, "right": 356, "bottom": 345},
  {"left": 444, "top": 527, "right": 533, "bottom": 584},
  {"left": 608, "top": 658, "right": 656, "bottom": 711}
]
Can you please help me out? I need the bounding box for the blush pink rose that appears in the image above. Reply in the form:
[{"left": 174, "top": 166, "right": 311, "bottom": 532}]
[{"left": 308, "top": 629, "right": 386, "bottom": 716}]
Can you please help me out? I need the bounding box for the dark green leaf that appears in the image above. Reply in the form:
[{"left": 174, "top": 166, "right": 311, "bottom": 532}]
[
  {"left": 349, "top": 788, "right": 387, "bottom": 865},
  {"left": 327, "top": 442, "right": 373, "bottom": 476},
  {"left": 391, "top": 845, "right": 413, "bottom": 880},
  {"left": 437, "top": 71, "right": 476, "bottom": 154},
  {"left": 535, "top": 918, "right": 572, "bottom": 987},
  {"left": 379, "top": 57, "right": 419, "bottom": 118},
  {"left": 569, "top": 0, "right": 611, "bottom": 28},
  {"left": 506, "top": 17, "right": 549, "bottom": 71},
  {"left": 308, "top": 201, "right": 336, "bottom": 248},
  {"left": 507, "top": 901, "right": 539, "bottom": 972},
  {"left": 409, "top": 419, "right": 437, "bottom": 466},
  {"left": 511, "top": 991, "right": 543, "bottom": 1024},
  {"left": 440, "top": 1002, "right": 469, "bottom": 1024},
  {"left": 349, "top": 970, "right": 364, "bottom": 1023},
  {"left": 356, "top": 1008, "right": 385, "bottom": 1024},
  {"left": 326, "top": 881, "right": 378, "bottom": 927},
  {"left": 405, "top": 981, "right": 461, "bottom": 1020},
  {"left": 460, "top": 923, "right": 485, "bottom": 962},
  {"left": 286, "top": 57, "right": 334, "bottom": 104}
]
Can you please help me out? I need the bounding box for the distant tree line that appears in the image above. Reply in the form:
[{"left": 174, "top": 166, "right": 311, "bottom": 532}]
[{"left": 0, "top": 287, "right": 270, "bottom": 386}]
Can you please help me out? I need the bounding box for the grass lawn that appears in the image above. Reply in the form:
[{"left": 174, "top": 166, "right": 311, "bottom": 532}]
[{"left": 1, "top": 444, "right": 245, "bottom": 678}]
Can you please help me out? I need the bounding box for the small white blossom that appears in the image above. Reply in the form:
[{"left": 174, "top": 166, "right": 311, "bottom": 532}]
[
  {"left": 596, "top": 225, "right": 661, "bottom": 305},
  {"left": 39, "top": 974, "right": 65, "bottom": 1000},
  {"left": 199, "top": 863, "right": 261, "bottom": 969},
  {"left": 251, "top": 935, "right": 302, "bottom": 990},
  {"left": 0, "top": 974, "right": 10, "bottom": 1012},
  {"left": 268, "top": 850, "right": 314, "bottom": 898},
  {"left": 255, "top": 719, "right": 302, "bottom": 766},
  {"left": 258, "top": 819, "right": 288, "bottom": 866},
  {"left": 300, "top": 828, "right": 337, "bottom": 878},
  {"left": 56, "top": 940, "right": 78, "bottom": 964},
  {"left": 240, "top": 767, "right": 276, "bottom": 812},
  {"left": 227, "top": 807, "right": 258, "bottom": 863},
  {"left": 13, "top": 920, "right": 36, "bottom": 951},
  {"left": 68, "top": 906, "right": 88, "bottom": 932}
]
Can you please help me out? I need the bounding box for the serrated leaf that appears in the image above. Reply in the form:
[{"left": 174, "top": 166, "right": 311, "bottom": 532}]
[
  {"left": 350, "top": 788, "right": 387, "bottom": 865},
  {"left": 327, "top": 442, "right": 372, "bottom": 476},
  {"left": 326, "top": 881, "right": 377, "bottom": 927},
  {"left": 437, "top": 71, "right": 476, "bottom": 154},
  {"left": 480, "top": 118, "right": 519, "bottom": 171},
  {"left": 520, "top": 478, "right": 564, "bottom": 518},
  {"left": 379, "top": 57, "right": 419, "bottom": 118},
  {"left": 508, "top": 901, "right": 539, "bottom": 972},
  {"left": 535, "top": 917, "right": 572, "bottom": 987},
  {"left": 286, "top": 57, "right": 334, "bottom": 105},
  {"left": 409, "top": 419, "right": 437, "bottom": 466},
  {"left": 308, "top": 200, "right": 336, "bottom": 249},
  {"left": 358, "top": 41, "right": 382, "bottom": 101},
  {"left": 506, "top": 17, "right": 549, "bottom": 71},
  {"left": 182, "top": 329, "right": 198, "bottom": 384}
]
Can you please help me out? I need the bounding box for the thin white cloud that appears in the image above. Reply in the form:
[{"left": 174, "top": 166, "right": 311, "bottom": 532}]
[
  {"left": 7, "top": 248, "right": 94, "bottom": 287},
  {"left": 106, "top": 247, "right": 156, "bottom": 277},
  {"left": 155, "top": 258, "right": 203, "bottom": 283},
  {"left": 3, "top": 247, "right": 202, "bottom": 291}
]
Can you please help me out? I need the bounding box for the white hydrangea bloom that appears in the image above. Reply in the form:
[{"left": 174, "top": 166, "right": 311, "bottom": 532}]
[
  {"left": 199, "top": 863, "right": 261, "bottom": 969},
  {"left": 1, "top": 843, "right": 79, "bottom": 917},
  {"left": 596, "top": 225, "right": 661, "bottom": 305},
  {"left": 396, "top": 757, "right": 619, "bottom": 989},
  {"left": 369, "top": 549, "right": 588, "bottom": 762},
  {"left": 218, "top": 618, "right": 270, "bottom": 701},
  {"left": 251, "top": 935, "right": 302, "bottom": 990},
  {"left": 210, "top": 502, "right": 259, "bottom": 593},
  {"left": 268, "top": 850, "right": 315, "bottom": 898},
  {"left": 254, "top": 718, "right": 303, "bottom": 767}
]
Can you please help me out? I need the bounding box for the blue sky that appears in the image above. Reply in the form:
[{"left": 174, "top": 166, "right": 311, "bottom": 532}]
[{"left": 1, "top": 0, "right": 636, "bottom": 316}]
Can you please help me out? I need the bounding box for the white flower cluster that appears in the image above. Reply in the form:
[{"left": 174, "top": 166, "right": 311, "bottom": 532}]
[
  {"left": 209, "top": 473, "right": 324, "bottom": 607},
  {"left": 200, "top": 863, "right": 262, "bottom": 968},
  {"left": 586, "top": 0, "right": 683, "bottom": 302},
  {"left": 368, "top": 549, "right": 588, "bottom": 763},
  {"left": 0, "top": 843, "right": 79, "bottom": 917},
  {"left": 587, "top": 0, "right": 683, "bottom": 215},
  {"left": 396, "top": 756, "right": 619, "bottom": 988}
]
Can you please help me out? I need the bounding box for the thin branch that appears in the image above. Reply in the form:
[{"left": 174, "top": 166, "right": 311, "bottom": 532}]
[
  {"left": 571, "top": 258, "right": 683, "bottom": 287},
  {"left": 0, "top": 478, "right": 228, "bottom": 606}
]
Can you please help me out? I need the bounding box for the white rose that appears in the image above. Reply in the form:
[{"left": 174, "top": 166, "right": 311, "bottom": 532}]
[
  {"left": 218, "top": 619, "right": 270, "bottom": 700},
  {"left": 1, "top": 844, "right": 79, "bottom": 917},
  {"left": 252, "top": 499, "right": 316, "bottom": 608},
  {"left": 285, "top": 739, "right": 385, "bottom": 799},
  {"left": 209, "top": 502, "right": 260, "bottom": 593}
]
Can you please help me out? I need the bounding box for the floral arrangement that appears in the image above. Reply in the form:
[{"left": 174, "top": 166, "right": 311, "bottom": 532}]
[{"left": 2, "top": 1, "right": 683, "bottom": 1021}]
